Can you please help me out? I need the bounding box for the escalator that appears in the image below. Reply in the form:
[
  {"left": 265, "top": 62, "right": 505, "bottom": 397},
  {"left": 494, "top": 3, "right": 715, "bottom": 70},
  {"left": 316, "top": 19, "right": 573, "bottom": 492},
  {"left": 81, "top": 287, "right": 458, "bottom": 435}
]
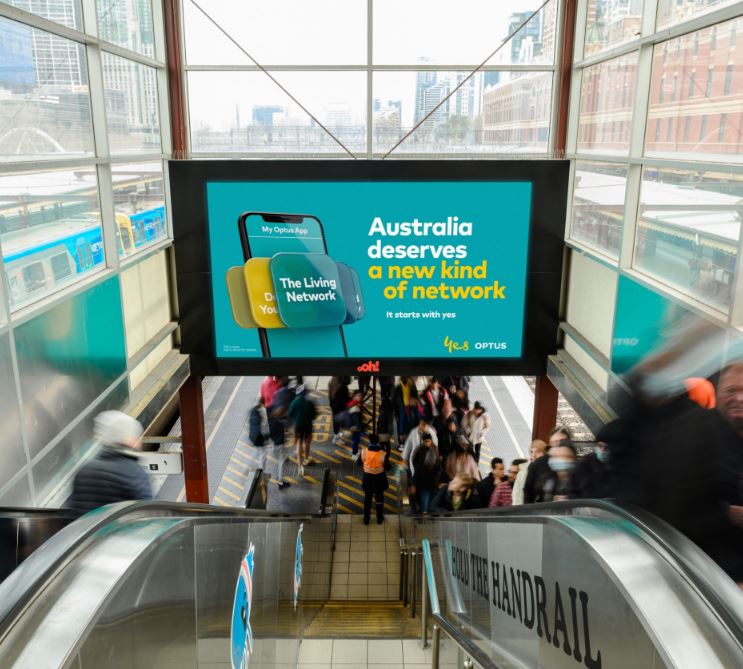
[{"left": 0, "top": 497, "right": 741, "bottom": 668}]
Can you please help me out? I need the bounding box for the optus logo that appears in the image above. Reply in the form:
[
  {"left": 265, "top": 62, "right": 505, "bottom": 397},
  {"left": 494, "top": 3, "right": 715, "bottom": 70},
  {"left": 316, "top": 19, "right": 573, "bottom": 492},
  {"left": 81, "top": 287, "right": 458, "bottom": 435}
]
[
  {"left": 356, "top": 360, "right": 380, "bottom": 372},
  {"left": 443, "top": 336, "right": 469, "bottom": 353}
]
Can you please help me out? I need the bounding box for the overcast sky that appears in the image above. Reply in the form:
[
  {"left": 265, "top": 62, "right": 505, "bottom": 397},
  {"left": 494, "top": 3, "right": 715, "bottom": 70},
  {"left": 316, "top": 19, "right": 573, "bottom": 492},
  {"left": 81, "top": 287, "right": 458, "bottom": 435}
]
[{"left": 184, "top": 0, "right": 555, "bottom": 130}]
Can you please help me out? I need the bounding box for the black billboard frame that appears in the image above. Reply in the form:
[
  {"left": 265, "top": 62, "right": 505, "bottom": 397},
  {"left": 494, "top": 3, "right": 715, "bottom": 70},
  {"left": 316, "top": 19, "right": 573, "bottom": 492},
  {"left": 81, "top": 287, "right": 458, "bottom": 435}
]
[{"left": 169, "top": 159, "right": 568, "bottom": 377}]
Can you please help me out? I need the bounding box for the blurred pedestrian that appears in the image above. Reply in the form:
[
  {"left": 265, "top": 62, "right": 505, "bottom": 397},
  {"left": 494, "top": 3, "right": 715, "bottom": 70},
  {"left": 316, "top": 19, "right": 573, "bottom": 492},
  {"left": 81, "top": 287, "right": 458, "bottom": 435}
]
[
  {"left": 442, "top": 474, "right": 482, "bottom": 511},
  {"left": 444, "top": 436, "right": 481, "bottom": 482},
  {"left": 347, "top": 389, "right": 364, "bottom": 455},
  {"left": 489, "top": 459, "right": 528, "bottom": 507},
  {"left": 476, "top": 456, "right": 504, "bottom": 506},
  {"left": 461, "top": 401, "right": 491, "bottom": 463},
  {"left": 328, "top": 376, "right": 351, "bottom": 443},
  {"left": 260, "top": 375, "right": 281, "bottom": 407},
  {"left": 410, "top": 432, "right": 442, "bottom": 514},
  {"left": 571, "top": 425, "right": 614, "bottom": 499},
  {"left": 69, "top": 411, "right": 151, "bottom": 515},
  {"left": 377, "top": 396, "right": 395, "bottom": 468},
  {"left": 513, "top": 439, "right": 546, "bottom": 505},
  {"left": 524, "top": 427, "right": 571, "bottom": 504},
  {"left": 360, "top": 434, "right": 388, "bottom": 525},
  {"left": 420, "top": 377, "right": 450, "bottom": 433},
  {"left": 288, "top": 385, "right": 318, "bottom": 475},
  {"left": 393, "top": 377, "right": 419, "bottom": 444}
]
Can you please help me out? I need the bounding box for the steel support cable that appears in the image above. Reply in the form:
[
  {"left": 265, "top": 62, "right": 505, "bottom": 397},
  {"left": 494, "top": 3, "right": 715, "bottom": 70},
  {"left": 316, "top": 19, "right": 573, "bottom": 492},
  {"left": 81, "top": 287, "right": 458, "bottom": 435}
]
[
  {"left": 381, "top": 0, "right": 553, "bottom": 159},
  {"left": 188, "top": 0, "right": 359, "bottom": 159}
]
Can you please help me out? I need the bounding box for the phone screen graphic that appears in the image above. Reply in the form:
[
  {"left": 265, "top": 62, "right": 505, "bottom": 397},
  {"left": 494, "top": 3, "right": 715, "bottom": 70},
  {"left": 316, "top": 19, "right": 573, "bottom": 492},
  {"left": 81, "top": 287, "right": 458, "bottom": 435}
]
[{"left": 240, "top": 213, "right": 347, "bottom": 358}]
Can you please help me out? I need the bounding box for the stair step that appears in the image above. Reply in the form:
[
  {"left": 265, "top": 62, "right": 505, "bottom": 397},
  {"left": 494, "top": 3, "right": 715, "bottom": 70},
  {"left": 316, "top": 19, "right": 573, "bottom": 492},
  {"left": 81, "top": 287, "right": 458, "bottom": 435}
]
[{"left": 303, "top": 601, "right": 420, "bottom": 639}]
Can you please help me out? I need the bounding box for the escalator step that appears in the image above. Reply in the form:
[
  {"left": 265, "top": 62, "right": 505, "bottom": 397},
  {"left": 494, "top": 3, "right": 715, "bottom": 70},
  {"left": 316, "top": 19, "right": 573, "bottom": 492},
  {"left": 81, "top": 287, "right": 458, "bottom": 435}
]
[{"left": 303, "top": 601, "right": 420, "bottom": 639}]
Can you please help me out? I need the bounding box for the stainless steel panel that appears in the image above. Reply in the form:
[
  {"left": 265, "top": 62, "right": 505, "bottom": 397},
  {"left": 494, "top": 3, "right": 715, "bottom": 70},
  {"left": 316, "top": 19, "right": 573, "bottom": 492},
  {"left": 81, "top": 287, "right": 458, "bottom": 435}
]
[
  {"left": 78, "top": 526, "right": 197, "bottom": 669},
  {"left": 14, "top": 277, "right": 127, "bottom": 458},
  {"left": 0, "top": 473, "right": 33, "bottom": 507},
  {"left": 31, "top": 380, "right": 129, "bottom": 503},
  {"left": 0, "top": 332, "right": 25, "bottom": 490}
]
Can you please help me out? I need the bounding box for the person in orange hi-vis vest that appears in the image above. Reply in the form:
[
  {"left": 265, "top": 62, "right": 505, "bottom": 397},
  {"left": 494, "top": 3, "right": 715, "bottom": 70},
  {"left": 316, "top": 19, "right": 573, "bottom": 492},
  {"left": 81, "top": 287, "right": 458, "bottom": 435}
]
[{"left": 360, "top": 434, "right": 389, "bottom": 525}]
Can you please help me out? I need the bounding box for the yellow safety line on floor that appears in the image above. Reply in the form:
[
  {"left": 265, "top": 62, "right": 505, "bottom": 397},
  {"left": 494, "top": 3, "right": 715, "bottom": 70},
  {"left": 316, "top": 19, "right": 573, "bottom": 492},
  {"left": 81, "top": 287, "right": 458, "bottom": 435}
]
[
  {"left": 336, "top": 479, "right": 363, "bottom": 496},
  {"left": 334, "top": 449, "right": 354, "bottom": 461},
  {"left": 337, "top": 503, "right": 353, "bottom": 514},
  {"left": 231, "top": 454, "right": 253, "bottom": 469},
  {"left": 337, "top": 490, "right": 364, "bottom": 509},
  {"left": 176, "top": 377, "right": 246, "bottom": 502},
  {"left": 226, "top": 465, "right": 249, "bottom": 479},
  {"left": 284, "top": 476, "right": 298, "bottom": 484},
  {"left": 304, "top": 475, "right": 321, "bottom": 484},
  {"left": 219, "top": 486, "right": 241, "bottom": 501},
  {"left": 312, "top": 450, "right": 342, "bottom": 464},
  {"left": 222, "top": 474, "right": 244, "bottom": 490},
  {"left": 212, "top": 494, "right": 231, "bottom": 507}
]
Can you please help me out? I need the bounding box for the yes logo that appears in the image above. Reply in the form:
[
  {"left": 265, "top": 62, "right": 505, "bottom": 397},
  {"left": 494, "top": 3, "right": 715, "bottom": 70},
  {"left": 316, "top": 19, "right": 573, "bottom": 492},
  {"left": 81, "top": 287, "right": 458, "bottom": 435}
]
[
  {"left": 443, "top": 336, "right": 469, "bottom": 353},
  {"left": 231, "top": 544, "right": 256, "bottom": 669}
]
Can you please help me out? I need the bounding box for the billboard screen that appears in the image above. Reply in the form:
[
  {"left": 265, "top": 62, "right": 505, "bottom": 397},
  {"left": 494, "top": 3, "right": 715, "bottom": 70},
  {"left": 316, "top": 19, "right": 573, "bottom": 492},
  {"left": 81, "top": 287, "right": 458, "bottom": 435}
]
[{"left": 170, "top": 161, "right": 568, "bottom": 376}]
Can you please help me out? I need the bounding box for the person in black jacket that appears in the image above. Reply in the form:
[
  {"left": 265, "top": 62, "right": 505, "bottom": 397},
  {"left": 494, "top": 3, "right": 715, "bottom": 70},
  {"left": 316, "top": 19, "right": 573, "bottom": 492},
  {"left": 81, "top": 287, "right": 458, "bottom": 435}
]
[
  {"left": 328, "top": 376, "right": 351, "bottom": 443},
  {"left": 475, "top": 457, "right": 504, "bottom": 507},
  {"left": 377, "top": 397, "right": 395, "bottom": 468},
  {"left": 571, "top": 423, "right": 615, "bottom": 499},
  {"left": 524, "top": 426, "right": 571, "bottom": 504},
  {"left": 68, "top": 411, "right": 151, "bottom": 516},
  {"left": 410, "top": 433, "right": 442, "bottom": 514}
]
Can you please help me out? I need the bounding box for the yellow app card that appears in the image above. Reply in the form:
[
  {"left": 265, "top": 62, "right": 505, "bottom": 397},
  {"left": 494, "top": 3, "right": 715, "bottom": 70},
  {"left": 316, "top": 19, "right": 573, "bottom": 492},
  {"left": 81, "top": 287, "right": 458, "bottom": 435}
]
[
  {"left": 226, "top": 267, "right": 257, "bottom": 329},
  {"left": 244, "top": 258, "right": 285, "bottom": 329}
]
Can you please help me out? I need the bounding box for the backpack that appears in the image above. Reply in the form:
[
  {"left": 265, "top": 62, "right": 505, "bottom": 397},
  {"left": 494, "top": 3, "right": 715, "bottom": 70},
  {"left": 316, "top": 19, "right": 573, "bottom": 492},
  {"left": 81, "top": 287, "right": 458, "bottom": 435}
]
[{"left": 248, "top": 406, "right": 266, "bottom": 447}]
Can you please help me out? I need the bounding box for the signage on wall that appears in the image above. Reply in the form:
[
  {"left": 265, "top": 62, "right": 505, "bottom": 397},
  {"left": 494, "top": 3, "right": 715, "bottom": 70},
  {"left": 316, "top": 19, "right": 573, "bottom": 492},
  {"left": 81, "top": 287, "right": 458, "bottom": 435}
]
[
  {"left": 231, "top": 544, "right": 255, "bottom": 669},
  {"left": 170, "top": 160, "right": 568, "bottom": 375}
]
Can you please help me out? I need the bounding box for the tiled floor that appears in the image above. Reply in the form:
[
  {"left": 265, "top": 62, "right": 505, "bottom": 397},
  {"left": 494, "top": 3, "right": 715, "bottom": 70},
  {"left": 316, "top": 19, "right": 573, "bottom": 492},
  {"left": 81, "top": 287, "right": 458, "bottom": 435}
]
[
  {"left": 331, "top": 514, "right": 401, "bottom": 600},
  {"left": 298, "top": 638, "right": 460, "bottom": 668}
]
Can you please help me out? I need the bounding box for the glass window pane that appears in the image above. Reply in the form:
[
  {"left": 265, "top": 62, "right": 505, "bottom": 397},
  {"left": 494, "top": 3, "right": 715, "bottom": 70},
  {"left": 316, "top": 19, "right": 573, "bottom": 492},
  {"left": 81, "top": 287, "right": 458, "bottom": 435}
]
[
  {"left": 0, "top": 17, "right": 94, "bottom": 161},
  {"left": 111, "top": 162, "right": 167, "bottom": 257},
  {"left": 97, "top": 0, "right": 155, "bottom": 57},
  {"left": 584, "top": 0, "right": 642, "bottom": 58},
  {"left": 188, "top": 71, "right": 366, "bottom": 154},
  {"left": 657, "top": 0, "right": 739, "bottom": 31},
  {"left": 645, "top": 18, "right": 743, "bottom": 163},
  {"left": 373, "top": 70, "right": 552, "bottom": 154},
  {"left": 102, "top": 53, "right": 161, "bottom": 155},
  {"left": 571, "top": 161, "right": 627, "bottom": 259},
  {"left": 577, "top": 52, "right": 638, "bottom": 156},
  {"left": 633, "top": 168, "right": 742, "bottom": 311},
  {"left": 0, "top": 168, "right": 104, "bottom": 311},
  {"left": 374, "top": 0, "right": 557, "bottom": 66},
  {"left": 5, "top": 0, "right": 83, "bottom": 31},
  {"left": 183, "top": 0, "right": 366, "bottom": 65}
]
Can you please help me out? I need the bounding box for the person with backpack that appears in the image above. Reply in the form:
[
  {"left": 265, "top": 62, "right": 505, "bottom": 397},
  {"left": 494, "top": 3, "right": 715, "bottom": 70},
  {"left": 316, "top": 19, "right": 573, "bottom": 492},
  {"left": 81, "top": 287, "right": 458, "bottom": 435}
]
[
  {"left": 249, "top": 396, "right": 290, "bottom": 491},
  {"left": 360, "top": 434, "right": 389, "bottom": 525},
  {"left": 328, "top": 376, "right": 351, "bottom": 443},
  {"left": 288, "top": 384, "right": 318, "bottom": 475},
  {"left": 410, "top": 432, "right": 443, "bottom": 514}
]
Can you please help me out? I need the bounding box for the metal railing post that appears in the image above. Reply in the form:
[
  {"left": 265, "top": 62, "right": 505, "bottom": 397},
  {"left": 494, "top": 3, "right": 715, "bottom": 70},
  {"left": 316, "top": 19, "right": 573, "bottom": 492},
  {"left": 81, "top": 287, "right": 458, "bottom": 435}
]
[
  {"left": 399, "top": 546, "right": 406, "bottom": 602},
  {"left": 431, "top": 623, "right": 440, "bottom": 669},
  {"left": 410, "top": 550, "right": 417, "bottom": 619},
  {"left": 420, "top": 550, "right": 428, "bottom": 648},
  {"left": 401, "top": 548, "right": 408, "bottom": 606}
]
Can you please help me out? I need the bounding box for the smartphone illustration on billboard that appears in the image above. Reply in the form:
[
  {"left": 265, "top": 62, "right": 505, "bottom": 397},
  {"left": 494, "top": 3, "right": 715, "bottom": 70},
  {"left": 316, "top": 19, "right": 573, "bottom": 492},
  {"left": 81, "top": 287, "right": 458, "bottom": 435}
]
[{"left": 238, "top": 212, "right": 348, "bottom": 358}]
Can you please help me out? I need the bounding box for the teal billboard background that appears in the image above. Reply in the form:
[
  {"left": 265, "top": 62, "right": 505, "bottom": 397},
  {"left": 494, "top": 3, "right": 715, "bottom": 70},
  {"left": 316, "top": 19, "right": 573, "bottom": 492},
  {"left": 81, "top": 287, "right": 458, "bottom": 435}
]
[{"left": 207, "top": 181, "right": 532, "bottom": 359}]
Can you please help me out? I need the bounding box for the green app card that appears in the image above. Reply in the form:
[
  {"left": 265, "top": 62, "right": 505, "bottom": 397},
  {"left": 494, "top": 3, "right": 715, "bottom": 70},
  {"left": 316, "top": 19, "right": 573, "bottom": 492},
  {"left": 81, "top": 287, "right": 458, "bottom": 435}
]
[{"left": 270, "top": 253, "right": 347, "bottom": 328}]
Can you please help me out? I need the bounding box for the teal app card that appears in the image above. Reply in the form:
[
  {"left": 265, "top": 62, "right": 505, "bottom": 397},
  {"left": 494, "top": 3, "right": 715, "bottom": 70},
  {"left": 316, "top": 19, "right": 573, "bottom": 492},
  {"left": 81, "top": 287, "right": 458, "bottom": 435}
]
[{"left": 270, "top": 253, "right": 347, "bottom": 328}]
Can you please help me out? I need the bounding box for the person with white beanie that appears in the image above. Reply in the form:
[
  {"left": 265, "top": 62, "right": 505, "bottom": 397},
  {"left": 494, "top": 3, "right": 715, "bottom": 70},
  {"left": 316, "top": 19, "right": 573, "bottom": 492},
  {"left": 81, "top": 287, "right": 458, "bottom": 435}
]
[{"left": 68, "top": 410, "right": 152, "bottom": 515}]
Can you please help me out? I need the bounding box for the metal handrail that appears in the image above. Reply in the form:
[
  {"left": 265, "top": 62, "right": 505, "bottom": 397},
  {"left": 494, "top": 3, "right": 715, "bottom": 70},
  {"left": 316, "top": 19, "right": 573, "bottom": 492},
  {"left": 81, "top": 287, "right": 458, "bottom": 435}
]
[
  {"left": 420, "top": 538, "right": 500, "bottom": 669},
  {"left": 0, "top": 500, "right": 314, "bottom": 640}
]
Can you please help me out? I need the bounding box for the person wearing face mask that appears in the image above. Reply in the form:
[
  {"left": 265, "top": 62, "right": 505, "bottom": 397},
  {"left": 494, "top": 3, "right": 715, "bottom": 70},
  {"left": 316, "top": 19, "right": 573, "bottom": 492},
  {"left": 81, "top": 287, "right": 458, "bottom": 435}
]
[
  {"left": 538, "top": 441, "right": 577, "bottom": 502},
  {"left": 524, "top": 427, "right": 571, "bottom": 504},
  {"left": 571, "top": 423, "right": 616, "bottom": 499}
]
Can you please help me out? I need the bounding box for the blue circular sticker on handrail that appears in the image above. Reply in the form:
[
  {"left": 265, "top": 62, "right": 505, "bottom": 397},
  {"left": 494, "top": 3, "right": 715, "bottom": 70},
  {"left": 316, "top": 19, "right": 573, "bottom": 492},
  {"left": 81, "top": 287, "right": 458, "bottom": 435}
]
[
  {"left": 231, "top": 544, "right": 255, "bottom": 669},
  {"left": 293, "top": 523, "right": 304, "bottom": 611}
]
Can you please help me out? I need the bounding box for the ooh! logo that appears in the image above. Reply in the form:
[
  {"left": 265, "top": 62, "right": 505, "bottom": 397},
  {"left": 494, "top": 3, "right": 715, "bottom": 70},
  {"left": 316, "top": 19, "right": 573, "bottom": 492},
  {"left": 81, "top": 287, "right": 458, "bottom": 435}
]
[{"left": 357, "top": 361, "right": 380, "bottom": 373}]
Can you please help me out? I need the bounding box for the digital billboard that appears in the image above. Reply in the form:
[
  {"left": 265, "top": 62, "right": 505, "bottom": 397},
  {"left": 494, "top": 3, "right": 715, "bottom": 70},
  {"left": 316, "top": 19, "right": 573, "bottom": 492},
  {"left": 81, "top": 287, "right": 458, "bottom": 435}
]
[{"left": 170, "top": 161, "right": 568, "bottom": 375}]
